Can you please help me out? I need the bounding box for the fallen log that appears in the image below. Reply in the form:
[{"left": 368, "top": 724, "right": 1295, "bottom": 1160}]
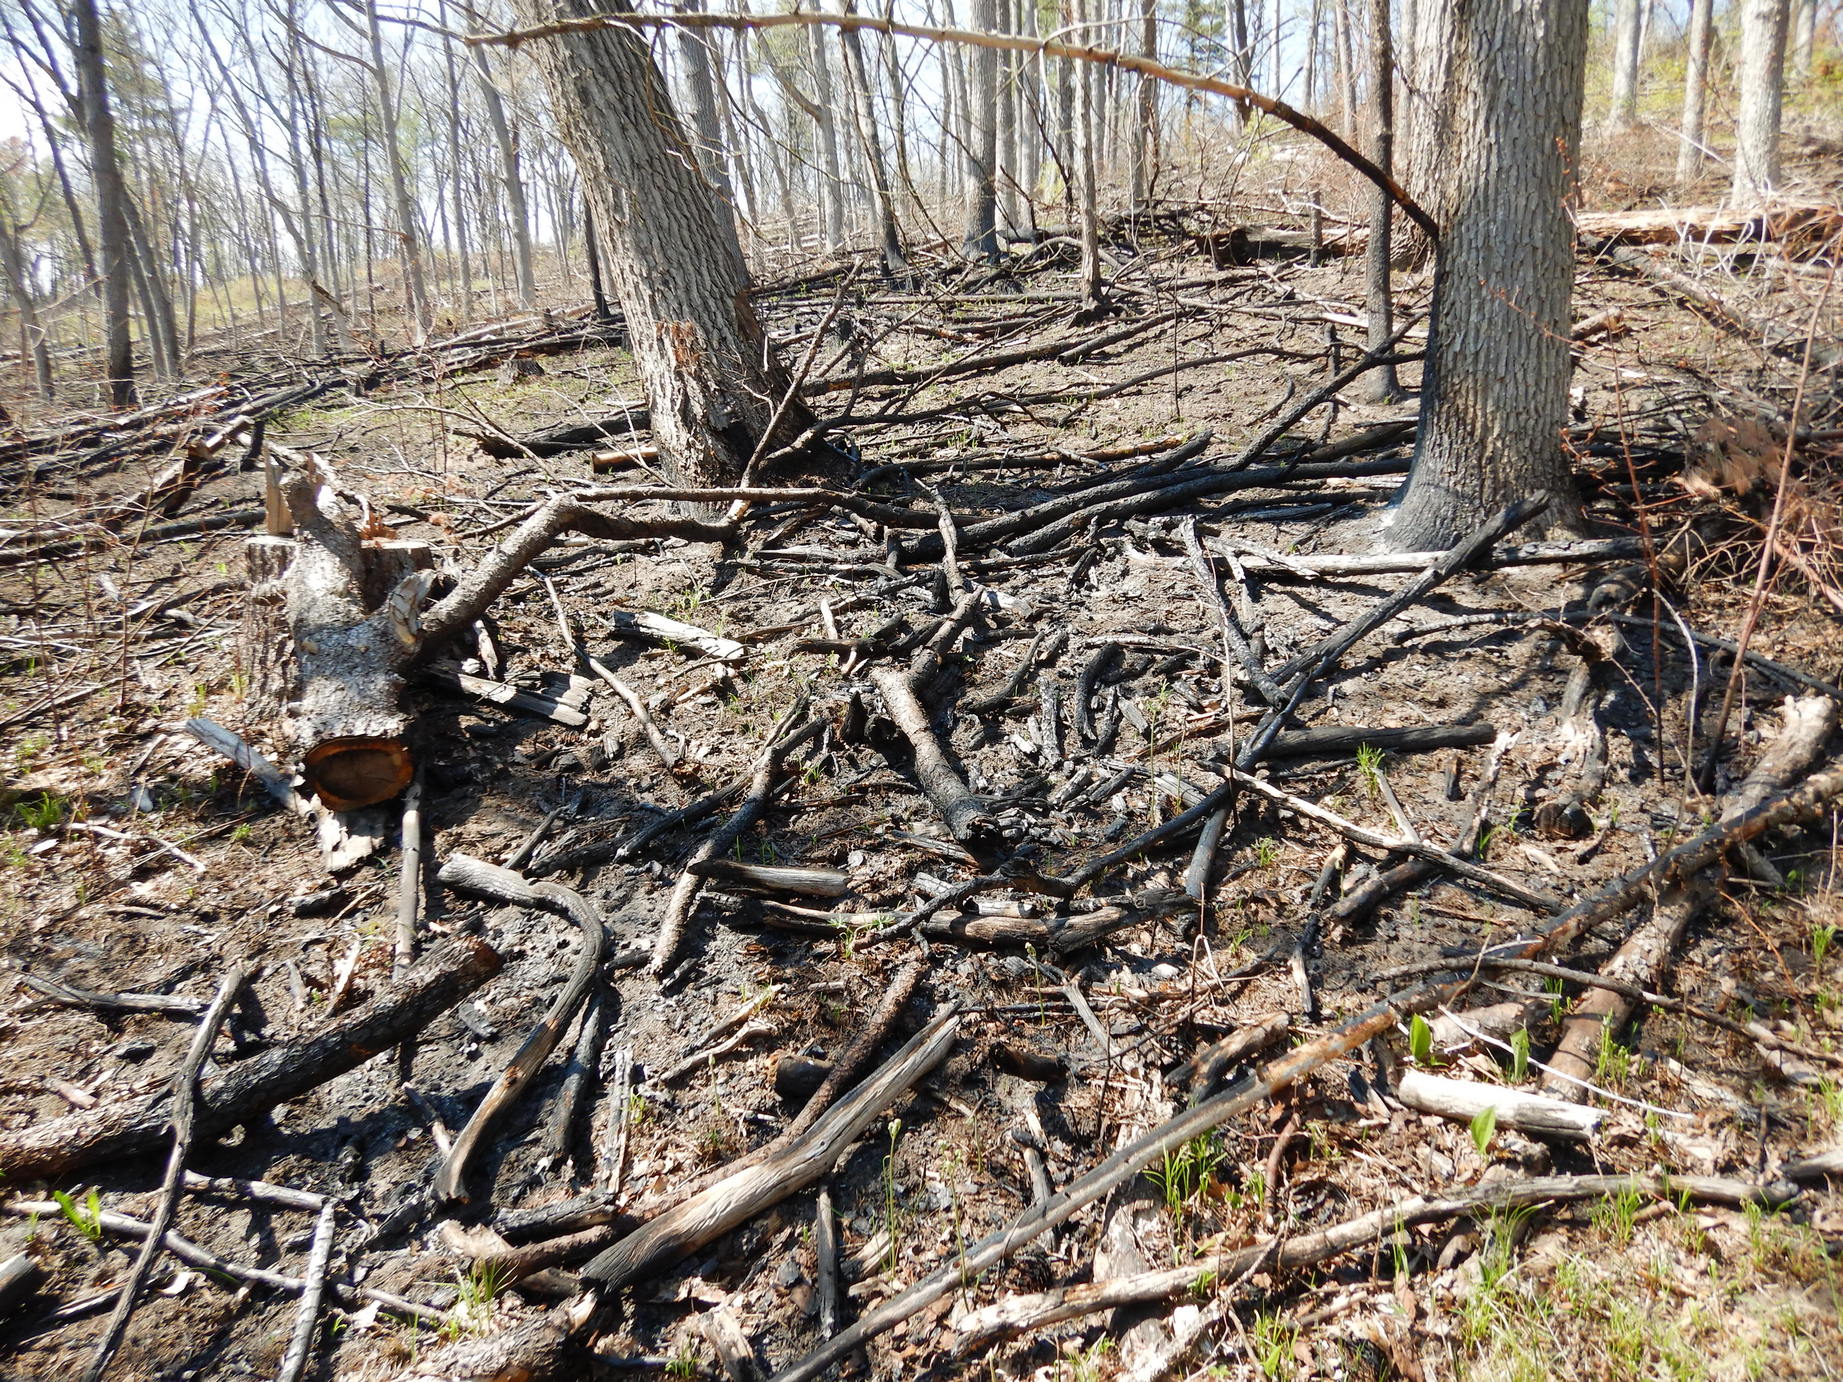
[
  {"left": 0, "top": 937, "right": 502, "bottom": 1182},
  {"left": 1393, "top": 1068, "right": 1604, "bottom": 1139},
  {"left": 581, "top": 1008, "right": 962, "bottom": 1290},
  {"left": 1574, "top": 201, "right": 1839, "bottom": 245},
  {"left": 1261, "top": 722, "right": 1495, "bottom": 758},
  {"left": 464, "top": 407, "right": 649, "bottom": 459}
]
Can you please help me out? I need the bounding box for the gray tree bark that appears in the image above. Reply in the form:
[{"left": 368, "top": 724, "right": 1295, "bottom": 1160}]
[
  {"left": 961, "top": 0, "right": 1001, "bottom": 257},
  {"left": 675, "top": 0, "right": 745, "bottom": 267},
  {"left": 1129, "top": 0, "right": 1157, "bottom": 210},
  {"left": 466, "top": 33, "right": 538, "bottom": 308},
  {"left": 1676, "top": 0, "right": 1715, "bottom": 185},
  {"left": 799, "top": 25, "right": 846, "bottom": 251},
  {"left": 508, "top": 0, "right": 811, "bottom": 492},
  {"left": 364, "top": 0, "right": 434, "bottom": 333},
  {"left": 1791, "top": 0, "right": 1817, "bottom": 79},
  {"left": 1607, "top": 0, "right": 1643, "bottom": 131},
  {"left": 1732, "top": 0, "right": 1790, "bottom": 202},
  {"left": 836, "top": 0, "right": 908, "bottom": 274},
  {"left": 69, "top": 0, "right": 135, "bottom": 406},
  {"left": 1359, "top": 0, "right": 1400, "bottom": 404},
  {"left": 1389, "top": 0, "right": 1589, "bottom": 550}
]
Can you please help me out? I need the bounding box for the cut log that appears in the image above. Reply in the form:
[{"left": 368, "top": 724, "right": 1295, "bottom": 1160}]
[
  {"left": 244, "top": 458, "right": 433, "bottom": 811},
  {"left": 1573, "top": 200, "right": 1839, "bottom": 245}
]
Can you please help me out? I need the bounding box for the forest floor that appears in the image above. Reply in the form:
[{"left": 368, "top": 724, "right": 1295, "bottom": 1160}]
[{"left": 2, "top": 145, "right": 1843, "bottom": 1382}]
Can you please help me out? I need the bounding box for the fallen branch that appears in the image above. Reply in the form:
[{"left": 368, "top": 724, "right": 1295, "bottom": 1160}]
[
  {"left": 947, "top": 1172, "right": 1796, "bottom": 1353},
  {"left": 434, "top": 857, "right": 608, "bottom": 1203},
  {"left": 0, "top": 937, "right": 502, "bottom": 1181}
]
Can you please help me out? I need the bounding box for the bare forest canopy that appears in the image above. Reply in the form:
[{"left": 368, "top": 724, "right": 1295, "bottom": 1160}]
[{"left": 0, "top": 0, "right": 1829, "bottom": 395}]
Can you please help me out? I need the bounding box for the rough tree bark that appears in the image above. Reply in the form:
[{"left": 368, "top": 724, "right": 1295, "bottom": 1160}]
[
  {"left": 507, "top": 0, "right": 811, "bottom": 491},
  {"left": 1676, "top": 0, "right": 1715, "bottom": 186},
  {"left": 1733, "top": 0, "right": 1790, "bottom": 203},
  {"left": 69, "top": 0, "right": 135, "bottom": 407},
  {"left": 1388, "top": 0, "right": 1588, "bottom": 550}
]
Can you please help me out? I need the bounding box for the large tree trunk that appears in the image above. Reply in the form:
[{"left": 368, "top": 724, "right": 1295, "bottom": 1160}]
[
  {"left": 1388, "top": 0, "right": 1588, "bottom": 550},
  {"left": 1676, "top": 0, "right": 1716, "bottom": 186},
  {"left": 69, "top": 0, "right": 135, "bottom": 408},
  {"left": 1607, "top": 0, "right": 1643, "bottom": 131},
  {"left": 509, "top": 0, "right": 810, "bottom": 492},
  {"left": 1732, "top": 0, "right": 1790, "bottom": 203}
]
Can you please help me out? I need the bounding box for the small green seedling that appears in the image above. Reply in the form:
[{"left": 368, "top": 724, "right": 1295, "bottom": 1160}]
[
  {"left": 1356, "top": 742, "right": 1386, "bottom": 798},
  {"left": 53, "top": 1187, "right": 103, "bottom": 1242},
  {"left": 1409, "top": 1013, "right": 1436, "bottom": 1068},
  {"left": 1470, "top": 1104, "right": 1499, "bottom": 1158},
  {"left": 1509, "top": 1027, "right": 1531, "bottom": 1083}
]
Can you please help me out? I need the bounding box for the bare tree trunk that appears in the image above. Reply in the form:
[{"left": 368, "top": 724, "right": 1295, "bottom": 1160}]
[
  {"left": 961, "top": 0, "right": 1001, "bottom": 258},
  {"left": 836, "top": 0, "right": 909, "bottom": 274},
  {"left": 1676, "top": 0, "right": 1716, "bottom": 185},
  {"left": 1791, "top": 0, "right": 1817, "bottom": 79},
  {"left": 364, "top": 0, "right": 434, "bottom": 334},
  {"left": 439, "top": 14, "right": 475, "bottom": 322},
  {"left": 1360, "top": 0, "right": 1400, "bottom": 404},
  {"left": 1389, "top": 0, "right": 1588, "bottom": 549},
  {"left": 466, "top": 31, "right": 538, "bottom": 308},
  {"left": 69, "top": 0, "right": 135, "bottom": 406},
  {"left": 508, "top": 0, "right": 810, "bottom": 493},
  {"left": 1074, "top": 0, "right": 1105, "bottom": 312},
  {"left": 994, "top": 0, "right": 1022, "bottom": 231},
  {"left": 1228, "top": 0, "right": 1252, "bottom": 124},
  {"left": 1333, "top": 0, "right": 1357, "bottom": 135},
  {"left": 1129, "top": 0, "right": 1157, "bottom": 210},
  {"left": 805, "top": 26, "right": 848, "bottom": 250},
  {"left": 1732, "top": 0, "right": 1790, "bottom": 202},
  {"left": 1608, "top": 0, "right": 1643, "bottom": 131},
  {"left": 675, "top": 0, "right": 746, "bottom": 266},
  {"left": 0, "top": 188, "right": 52, "bottom": 400},
  {"left": 1397, "top": 0, "right": 1452, "bottom": 266}
]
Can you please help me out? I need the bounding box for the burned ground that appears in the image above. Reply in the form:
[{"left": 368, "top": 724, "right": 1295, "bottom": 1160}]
[{"left": 1, "top": 177, "right": 1841, "bottom": 1381}]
